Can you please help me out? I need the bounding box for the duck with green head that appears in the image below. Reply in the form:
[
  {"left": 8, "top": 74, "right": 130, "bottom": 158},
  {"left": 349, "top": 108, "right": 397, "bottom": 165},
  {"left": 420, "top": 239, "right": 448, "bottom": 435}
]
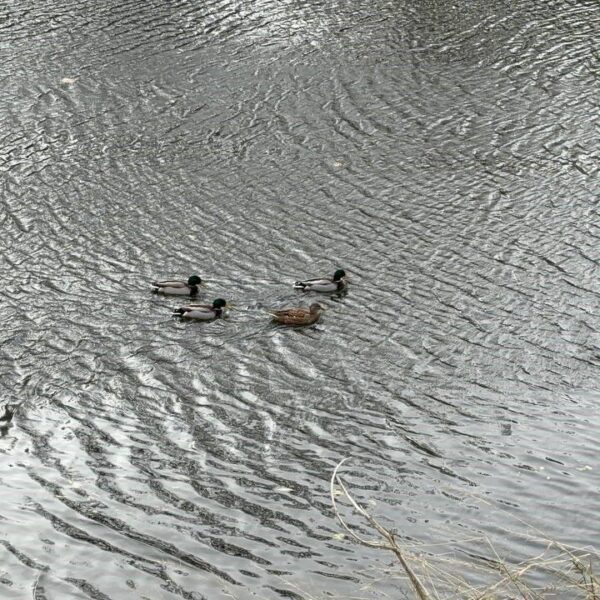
[
  {"left": 151, "top": 275, "right": 203, "bottom": 297},
  {"left": 173, "top": 298, "right": 229, "bottom": 320},
  {"left": 293, "top": 269, "right": 347, "bottom": 293}
]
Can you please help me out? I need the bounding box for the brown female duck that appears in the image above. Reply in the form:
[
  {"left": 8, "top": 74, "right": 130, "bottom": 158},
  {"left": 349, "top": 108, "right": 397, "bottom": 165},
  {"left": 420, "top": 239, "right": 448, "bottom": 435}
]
[{"left": 270, "top": 303, "right": 326, "bottom": 326}]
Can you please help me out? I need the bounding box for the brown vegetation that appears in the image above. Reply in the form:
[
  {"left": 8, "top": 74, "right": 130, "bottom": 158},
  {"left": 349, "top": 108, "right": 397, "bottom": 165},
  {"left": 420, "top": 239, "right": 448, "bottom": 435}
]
[{"left": 330, "top": 458, "right": 599, "bottom": 600}]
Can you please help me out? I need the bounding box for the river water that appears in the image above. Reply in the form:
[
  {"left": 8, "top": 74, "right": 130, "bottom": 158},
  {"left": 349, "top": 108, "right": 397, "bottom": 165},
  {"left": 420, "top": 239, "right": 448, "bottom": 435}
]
[{"left": 1, "top": 1, "right": 599, "bottom": 598}]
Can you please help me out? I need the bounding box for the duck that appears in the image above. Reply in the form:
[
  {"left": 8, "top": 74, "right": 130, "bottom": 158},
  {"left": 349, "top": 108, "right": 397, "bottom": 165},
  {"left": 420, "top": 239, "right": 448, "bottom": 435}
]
[
  {"left": 293, "top": 269, "right": 348, "bottom": 293},
  {"left": 151, "top": 275, "right": 203, "bottom": 297},
  {"left": 270, "top": 303, "right": 326, "bottom": 326},
  {"left": 173, "top": 298, "right": 229, "bottom": 320}
]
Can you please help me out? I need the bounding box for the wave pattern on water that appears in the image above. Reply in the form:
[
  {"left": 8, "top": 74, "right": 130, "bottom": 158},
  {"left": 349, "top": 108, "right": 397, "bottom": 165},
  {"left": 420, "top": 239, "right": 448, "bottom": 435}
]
[{"left": 1, "top": 0, "right": 600, "bottom": 598}]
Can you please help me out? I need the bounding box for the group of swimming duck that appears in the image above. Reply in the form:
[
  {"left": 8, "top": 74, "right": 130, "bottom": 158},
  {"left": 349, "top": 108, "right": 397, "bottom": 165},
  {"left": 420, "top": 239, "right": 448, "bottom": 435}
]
[{"left": 151, "top": 269, "right": 348, "bottom": 326}]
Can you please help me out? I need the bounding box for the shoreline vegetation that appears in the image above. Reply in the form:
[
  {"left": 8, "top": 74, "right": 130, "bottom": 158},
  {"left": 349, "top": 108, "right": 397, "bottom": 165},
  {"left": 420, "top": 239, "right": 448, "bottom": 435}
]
[{"left": 330, "top": 458, "right": 599, "bottom": 600}]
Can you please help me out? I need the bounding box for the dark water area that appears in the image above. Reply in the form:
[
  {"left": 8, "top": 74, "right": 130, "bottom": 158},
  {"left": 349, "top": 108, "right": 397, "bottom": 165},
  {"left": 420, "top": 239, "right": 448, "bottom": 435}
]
[{"left": 1, "top": 0, "right": 599, "bottom": 598}]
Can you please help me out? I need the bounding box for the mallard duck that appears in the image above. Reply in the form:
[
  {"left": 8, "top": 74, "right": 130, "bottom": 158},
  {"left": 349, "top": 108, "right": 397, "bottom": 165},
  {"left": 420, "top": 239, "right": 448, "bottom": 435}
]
[
  {"left": 270, "top": 303, "right": 326, "bottom": 326},
  {"left": 151, "top": 275, "right": 203, "bottom": 296},
  {"left": 173, "top": 298, "right": 229, "bottom": 320},
  {"left": 293, "top": 269, "right": 347, "bottom": 293}
]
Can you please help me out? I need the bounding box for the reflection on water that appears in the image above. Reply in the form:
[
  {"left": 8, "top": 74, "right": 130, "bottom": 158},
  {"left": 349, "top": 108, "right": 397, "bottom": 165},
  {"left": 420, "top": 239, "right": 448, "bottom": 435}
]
[{"left": 1, "top": 0, "right": 599, "bottom": 598}]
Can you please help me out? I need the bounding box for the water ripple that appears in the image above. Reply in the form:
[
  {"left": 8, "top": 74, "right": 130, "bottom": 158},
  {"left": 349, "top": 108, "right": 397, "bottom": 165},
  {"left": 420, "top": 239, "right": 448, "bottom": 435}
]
[{"left": 1, "top": 0, "right": 600, "bottom": 598}]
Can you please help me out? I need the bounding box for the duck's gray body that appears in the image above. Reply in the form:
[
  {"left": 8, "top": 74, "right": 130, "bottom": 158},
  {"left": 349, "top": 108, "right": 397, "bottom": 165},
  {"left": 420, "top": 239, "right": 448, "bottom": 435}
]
[
  {"left": 151, "top": 275, "right": 202, "bottom": 297},
  {"left": 293, "top": 270, "right": 348, "bottom": 293},
  {"left": 174, "top": 304, "right": 222, "bottom": 320},
  {"left": 173, "top": 299, "right": 228, "bottom": 320}
]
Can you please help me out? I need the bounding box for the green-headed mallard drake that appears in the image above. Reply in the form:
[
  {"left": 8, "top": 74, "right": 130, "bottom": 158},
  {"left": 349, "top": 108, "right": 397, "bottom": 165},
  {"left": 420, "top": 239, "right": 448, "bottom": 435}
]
[
  {"left": 293, "top": 269, "right": 347, "bottom": 293},
  {"left": 173, "top": 298, "right": 229, "bottom": 320},
  {"left": 270, "top": 302, "right": 326, "bottom": 326},
  {"left": 151, "top": 275, "right": 203, "bottom": 296}
]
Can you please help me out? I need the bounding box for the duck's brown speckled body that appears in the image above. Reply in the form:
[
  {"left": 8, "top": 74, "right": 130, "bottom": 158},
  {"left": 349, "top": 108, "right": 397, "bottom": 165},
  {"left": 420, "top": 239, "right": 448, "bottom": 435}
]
[{"left": 270, "top": 303, "right": 325, "bottom": 326}]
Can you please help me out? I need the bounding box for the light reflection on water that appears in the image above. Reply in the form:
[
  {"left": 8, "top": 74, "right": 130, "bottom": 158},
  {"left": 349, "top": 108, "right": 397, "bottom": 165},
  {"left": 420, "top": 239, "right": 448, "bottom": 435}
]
[{"left": 1, "top": 0, "right": 599, "bottom": 598}]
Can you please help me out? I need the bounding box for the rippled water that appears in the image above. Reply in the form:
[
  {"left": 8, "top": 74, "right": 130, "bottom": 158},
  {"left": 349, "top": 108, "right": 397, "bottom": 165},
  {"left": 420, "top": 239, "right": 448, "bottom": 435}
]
[{"left": 1, "top": 0, "right": 599, "bottom": 598}]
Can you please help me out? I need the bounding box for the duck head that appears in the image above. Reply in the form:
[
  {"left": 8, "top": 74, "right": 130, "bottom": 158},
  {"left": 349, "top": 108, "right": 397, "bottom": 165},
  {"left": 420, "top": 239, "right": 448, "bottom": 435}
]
[
  {"left": 212, "top": 298, "right": 228, "bottom": 309},
  {"left": 187, "top": 275, "right": 203, "bottom": 286},
  {"left": 310, "top": 303, "right": 326, "bottom": 314}
]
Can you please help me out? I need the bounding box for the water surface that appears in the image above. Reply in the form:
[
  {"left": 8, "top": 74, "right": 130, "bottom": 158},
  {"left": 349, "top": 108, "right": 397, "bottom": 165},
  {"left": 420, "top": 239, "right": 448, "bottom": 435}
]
[{"left": 1, "top": 1, "right": 599, "bottom": 598}]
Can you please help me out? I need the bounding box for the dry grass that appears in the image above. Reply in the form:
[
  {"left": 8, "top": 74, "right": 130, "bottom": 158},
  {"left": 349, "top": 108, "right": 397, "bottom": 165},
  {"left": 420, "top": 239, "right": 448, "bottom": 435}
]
[{"left": 330, "top": 458, "right": 600, "bottom": 600}]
